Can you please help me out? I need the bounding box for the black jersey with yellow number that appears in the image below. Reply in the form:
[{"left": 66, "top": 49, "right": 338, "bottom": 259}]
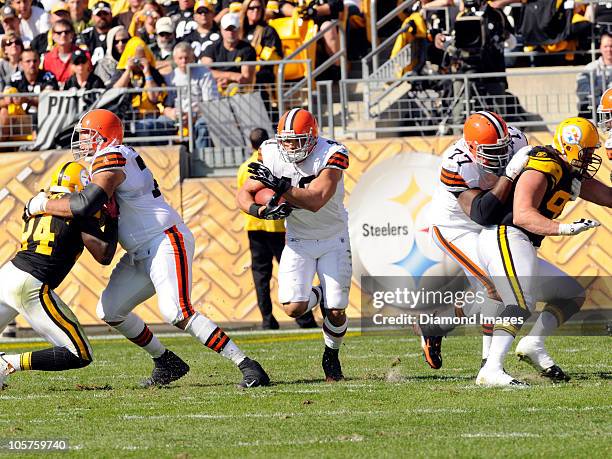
[
  {"left": 11, "top": 194, "right": 103, "bottom": 289},
  {"left": 500, "top": 146, "right": 576, "bottom": 247}
]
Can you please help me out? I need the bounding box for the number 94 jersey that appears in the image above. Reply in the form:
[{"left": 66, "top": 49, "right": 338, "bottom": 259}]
[
  {"left": 90, "top": 145, "right": 182, "bottom": 253},
  {"left": 259, "top": 136, "right": 349, "bottom": 240}
]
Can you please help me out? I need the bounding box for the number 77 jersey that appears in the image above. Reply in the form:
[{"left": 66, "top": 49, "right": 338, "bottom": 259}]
[
  {"left": 430, "top": 126, "right": 528, "bottom": 232},
  {"left": 259, "top": 136, "right": 349, "bottom": 240},
  {"left": 90, "top": 145, "right": 183, "bottom": 253}
]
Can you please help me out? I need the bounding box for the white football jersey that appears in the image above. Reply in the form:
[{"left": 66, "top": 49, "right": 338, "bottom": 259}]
[
  {"left": 259, "top": 136, "right": 349, "bottom": 240},
  {"left": 90, "top": 145, "right": 183, "bottom": 253},
  {"left": 430, "top": 126, "right": 528, "bottom": 231}
]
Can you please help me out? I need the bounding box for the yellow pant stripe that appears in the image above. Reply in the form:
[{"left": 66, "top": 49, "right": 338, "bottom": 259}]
[
  {"left": 497, "top": 226, "right": 528, "bottom": 310},
  {"left": 40, "top": 285, "right": 91, "bottom": 361},
  {"left": 20, "top": 352, "right": 32, "bottom": 371},
  {"left": 494, "top": 324, "right": 518, "bottom": 337}
]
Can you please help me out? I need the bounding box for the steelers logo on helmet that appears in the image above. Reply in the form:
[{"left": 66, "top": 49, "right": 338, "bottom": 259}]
[
  {"left": 49, "top": 161, "right": 90, "bottom": 194},
  {"left": 561, "top": 124, "right": 582, "bottom": 145},
  {"left": 554, "top": 117, "right": 602, "bottom": 179}
]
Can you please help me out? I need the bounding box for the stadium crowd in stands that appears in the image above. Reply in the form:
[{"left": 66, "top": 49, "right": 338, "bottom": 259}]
[{"left": 0, "top": 0, "right": 609, "bottom": 145}]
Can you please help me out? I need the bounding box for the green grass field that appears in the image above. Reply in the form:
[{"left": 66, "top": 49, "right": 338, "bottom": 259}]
[{"left": 0, "top": 331, "right": 610, "bottom": 458}]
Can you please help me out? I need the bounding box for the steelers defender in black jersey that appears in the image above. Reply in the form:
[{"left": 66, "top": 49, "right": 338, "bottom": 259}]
[
  {"left": 475, "top": 117, "right": 612, "bottom": 387},
  {"left": 0, "top": 162, "right": 118, "bottom": 389}
]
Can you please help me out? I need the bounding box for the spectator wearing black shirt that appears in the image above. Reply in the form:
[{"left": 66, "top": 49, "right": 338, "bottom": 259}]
[
  {"left": 149, "top": 16, "right": 175, "bottom": 73},
  {"left": 79, "top": 1, "right": 113, "bottom": 65},
  {"left": 6, "top": 49, "right": 58, "bottom": 122},
  {"left": 31, "top": 3, "right": 71, "bottom": 57},
  {"left": 182, "top": 0, "right": 220, "bottom": 60},
  {"left": 171, "top": 0, "right": 197, "bottom": 39},
  {"left": 63, "top": 48, "right": 104, "bottom": 107},
  {"left": 280, "top": 0, "right": 343, "bottom": 79},
  {"left": 238, "top": 0, "right": 283, "bottom": 84},
  {"left": 201, "top": 12, "right": 256, "bottom": 92}
]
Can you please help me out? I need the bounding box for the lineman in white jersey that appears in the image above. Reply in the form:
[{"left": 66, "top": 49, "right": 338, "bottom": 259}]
[
  {"left": 421, "top": 111, "right": 531, "bottom": 369},
  {"left": 25, "top": 109, "right": 270, "bottom": 388},
  {"left": 237, "top": 108, "right": 351, "bottom": 382}
]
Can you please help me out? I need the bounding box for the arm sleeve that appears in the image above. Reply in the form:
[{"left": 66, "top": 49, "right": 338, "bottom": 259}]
[
  {"left": 90, "top": 150, "right": 127, "bottom": 176},
  {"left": 439, "top": 160, "right": 469, "bottom": 193},
  {"left": 325, "top": 146, "right": 349, "bottom": 170},
  {"left": 469, "top": 190, "right": 505, "bottom": 226}
]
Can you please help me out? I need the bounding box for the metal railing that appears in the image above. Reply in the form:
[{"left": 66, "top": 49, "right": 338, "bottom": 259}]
[
  {"left": 281, "top": 19, "right": 348, "bottom": 103},
  {"left": 339, "top": 67, "right": 609, "bottom": 136},
  {"left": 368, "top": 0, "right": 418, "bottom": 72}
]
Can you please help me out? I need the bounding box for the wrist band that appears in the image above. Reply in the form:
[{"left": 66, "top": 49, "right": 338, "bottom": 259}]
[
  {"left": 145, "top": 76, "right": 154, "bottom": 82},
  {"left": 248, "top": 203, "right": 262, "bottom": 217}
]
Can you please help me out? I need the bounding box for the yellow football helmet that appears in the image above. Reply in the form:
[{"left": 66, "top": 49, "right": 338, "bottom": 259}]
[
  {"left": 553, "top": 117, "right": 602, "bottom": 179},
  {"left": 49, "top": 162, "right": 90, "bottom": 194}
]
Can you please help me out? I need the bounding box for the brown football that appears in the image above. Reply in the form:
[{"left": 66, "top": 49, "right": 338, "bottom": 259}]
[{"left": 254, "top": 188, "right": 286, "bottom": 205}]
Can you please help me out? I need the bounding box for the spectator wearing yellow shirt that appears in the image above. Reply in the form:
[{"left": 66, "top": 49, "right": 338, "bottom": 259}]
[{"left": 237, "top": 128, "right": 317, "bottom": 330}]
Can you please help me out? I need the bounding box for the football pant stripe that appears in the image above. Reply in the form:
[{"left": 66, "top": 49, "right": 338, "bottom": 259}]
[
  {"left": 496, "top": 225, "right": 528, "bottom": 310},
  {"left": 432, "top": 226, "right": 496, "bottom": 297},
  {"left": 165, "top": 226, "right": 194, "bottom": 319},
  {"left": 39, "top": 285, "right": 91, "bottom": 361}
]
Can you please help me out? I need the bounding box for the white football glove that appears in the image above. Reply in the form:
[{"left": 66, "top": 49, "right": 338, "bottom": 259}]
[
  {"left": 504, "top": 146, "right": 531, "bottom": 181},
  {"left": 24, "top": 191, "right": 48, "bottom": 219},
  {"left": 569, "top": 177, "right": 581, "bottom": 201},
  {"left": 558, "top": 218, "right": 600, "bottom": 236}
]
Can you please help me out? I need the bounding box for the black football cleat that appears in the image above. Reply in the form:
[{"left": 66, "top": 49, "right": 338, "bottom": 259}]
[
  {"left": 541, "top": 365, "right": 571, "bottom": 382},
  {"left": 238, "top": 357, "right": 270, "bottom": 388},
  {"left": 322, "top": 346, "right": 344, "bottom": 382},
  {"left": 421, "top": 336, "right": 443, "bottom": 370},
  {"left": 141, "top": 350, "right": 189, "bottom": 387}
]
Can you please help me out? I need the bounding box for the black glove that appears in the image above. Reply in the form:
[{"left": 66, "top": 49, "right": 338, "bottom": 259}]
[
  {"left": 261, "top": 202, "right": 293, "bottom": 220},
  {"left": 248, "top": 162, "right": 292, "bottom": 195},
  {"left": 304, "top": 5, "right": 317, "bottom": 19}
]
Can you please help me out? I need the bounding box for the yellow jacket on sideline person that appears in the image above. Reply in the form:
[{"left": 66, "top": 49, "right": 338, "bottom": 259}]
[{"left": 237, "top": 151, "right": 285, "bottom": 232}]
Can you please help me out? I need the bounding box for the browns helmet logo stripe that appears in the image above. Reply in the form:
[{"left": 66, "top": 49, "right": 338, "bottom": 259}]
[
  {"left": 283, "top": 107, "right": 301, "bottom": 132},
  {"left": 164, "top": 225, "right": 195, "bottom": 320},
  {"left": 475, "top": 111, "right": 507, "bottom": 139}
]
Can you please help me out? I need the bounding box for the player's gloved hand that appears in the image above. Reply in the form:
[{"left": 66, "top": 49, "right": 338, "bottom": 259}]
[
  {"left": 304, "top": 5, "right": 317, "bottom": 19},
  {"left": 248, "top": 162, "right": 291, "bottom": 195},
  {"left": 103, "top": 195, "right": 120, "bottom": 219},
  {"left": 503, "top": 147, "right": 530, "bottom": 181},
  {"left": 24, "top": 190, "right": 48, "bottom": 219},
  {"left": 260, "top": 202, "right": 293, "bottom": 220},
  {"left": 558, "top": 218, "right": 600, "bottom": 236},
  {"left": 569, "top": 177, "right": 581, "bottom": 201}
]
